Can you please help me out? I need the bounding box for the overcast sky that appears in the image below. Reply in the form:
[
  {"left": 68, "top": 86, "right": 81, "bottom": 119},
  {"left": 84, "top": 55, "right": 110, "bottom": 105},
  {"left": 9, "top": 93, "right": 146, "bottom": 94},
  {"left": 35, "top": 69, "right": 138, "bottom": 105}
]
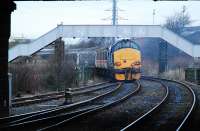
[{"left": 11, "top": 1, "right": 200, "bottom": 39}]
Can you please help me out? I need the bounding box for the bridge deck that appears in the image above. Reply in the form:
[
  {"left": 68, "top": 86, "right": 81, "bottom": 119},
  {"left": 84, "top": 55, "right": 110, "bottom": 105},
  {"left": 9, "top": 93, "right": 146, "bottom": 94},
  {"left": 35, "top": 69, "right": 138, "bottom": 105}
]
[{"left": 9, "top": 25, "right": 200, "bottom": 62}]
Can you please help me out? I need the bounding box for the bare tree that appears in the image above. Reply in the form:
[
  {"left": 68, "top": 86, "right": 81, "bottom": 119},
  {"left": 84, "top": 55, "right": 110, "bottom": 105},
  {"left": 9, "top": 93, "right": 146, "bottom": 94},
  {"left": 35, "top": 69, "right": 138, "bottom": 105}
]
[
  {"left": 164, "top": 6, "right": 191, "bottom": 34},
  {"left": 89, "top": 37, "right": 113, "bottom": 47},
  {"left": 9, "top": 60, "right": 48, "bottom": 96}
]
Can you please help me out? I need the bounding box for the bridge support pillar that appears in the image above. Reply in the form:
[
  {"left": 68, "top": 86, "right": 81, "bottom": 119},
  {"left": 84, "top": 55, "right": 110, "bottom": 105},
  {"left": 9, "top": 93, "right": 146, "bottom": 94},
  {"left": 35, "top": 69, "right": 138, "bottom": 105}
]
[
  {"left": 54, "top": 38, "right": 65, "bottom": 90},
  {"left": 193, "top": 57, "right": 200, "bottom": 67},
  {"left": 0, "top": 1, "right": 16, "bottom": 117},
  {"left": 55, "top": 38, "right": 65, "bottom": 65},
  {"left": 159, "top": 41, "right": 168, "bottom": 73}
]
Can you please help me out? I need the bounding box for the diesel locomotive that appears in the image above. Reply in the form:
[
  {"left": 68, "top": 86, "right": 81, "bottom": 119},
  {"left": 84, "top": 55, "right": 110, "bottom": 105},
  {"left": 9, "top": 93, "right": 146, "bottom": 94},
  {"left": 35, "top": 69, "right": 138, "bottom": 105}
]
[{"left": 95, "top": 39, "right": 141, "bottom": 81}]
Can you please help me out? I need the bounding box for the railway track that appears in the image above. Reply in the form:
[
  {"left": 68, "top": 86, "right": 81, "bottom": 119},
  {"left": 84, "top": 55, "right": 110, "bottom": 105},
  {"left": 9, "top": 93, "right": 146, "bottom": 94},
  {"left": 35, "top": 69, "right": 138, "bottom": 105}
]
[
  {"left": 44, "top": 78, "right": 167, "bottom": 131},
  {"left": 121, "top": 76, "right": 196, "bottom": 131},
  {"left": 12, "top": 91, "right": 64, "bottom": 107},
  {"left": 38, "top": 81, "right": 141, "bottom": 131},
  {"left": 180, "top": 81, "right": 200, "bottom": 131},
  {"left": 0, "top": 82, "right": 112, "bottom": 125},
  {"left": 0, "top": 82, "right": 121, "bottom": 130},
  {"left": 66, "top": 82, "right": 117, "bottom": 103},
  {"left": 12, "top": 82, "right": 109, "bottom": 107},
  {"left": 1, "top": 77, "right": 196, "bottom": 131}
]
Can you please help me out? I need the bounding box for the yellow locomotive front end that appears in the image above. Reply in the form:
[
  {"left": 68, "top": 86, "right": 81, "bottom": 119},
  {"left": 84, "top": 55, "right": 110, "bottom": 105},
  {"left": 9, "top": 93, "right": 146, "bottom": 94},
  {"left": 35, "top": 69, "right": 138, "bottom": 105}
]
[{"left": 111, "top": 39, "right": 141, "bottom": 81}]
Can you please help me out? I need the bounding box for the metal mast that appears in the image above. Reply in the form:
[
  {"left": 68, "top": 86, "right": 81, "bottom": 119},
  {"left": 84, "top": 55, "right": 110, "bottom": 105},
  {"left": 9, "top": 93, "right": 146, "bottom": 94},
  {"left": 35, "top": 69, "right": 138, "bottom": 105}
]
[
  {"left": 153, "top": 9, "right": 155, "bottom": 25},
  {"left": 112, "top": 0, "right": 117, "bottom": 26}
]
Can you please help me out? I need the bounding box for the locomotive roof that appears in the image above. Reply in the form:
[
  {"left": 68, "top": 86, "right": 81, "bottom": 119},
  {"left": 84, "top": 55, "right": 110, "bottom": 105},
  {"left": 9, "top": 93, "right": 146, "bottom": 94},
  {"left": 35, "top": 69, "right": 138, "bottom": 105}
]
[{"left": 110, "top": 39, "right": 140, "bottom": 53}]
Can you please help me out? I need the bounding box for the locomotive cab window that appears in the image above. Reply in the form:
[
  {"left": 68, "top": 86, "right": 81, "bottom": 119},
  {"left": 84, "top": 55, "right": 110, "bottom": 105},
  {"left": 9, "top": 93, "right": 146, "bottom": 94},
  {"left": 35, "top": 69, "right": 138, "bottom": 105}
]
[{"left": 111, "top": 39, "right": 140, "bottom": 53}]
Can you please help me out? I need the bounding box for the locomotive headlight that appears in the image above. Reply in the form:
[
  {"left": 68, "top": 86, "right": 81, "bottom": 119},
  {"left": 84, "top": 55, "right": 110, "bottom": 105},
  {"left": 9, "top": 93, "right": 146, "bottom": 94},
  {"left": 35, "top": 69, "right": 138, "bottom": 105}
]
[
  {"left": 135, "top": 61, "right": 141, "bottom": 65},
  {"left": 114, "top": 62, "right": 121, "bottom": 66},
  {"left": 123, "top": 59, "right": 127, "bottom": 63},
  {"left": 132, "top": 61, "right": 141, "bottom": 66}
]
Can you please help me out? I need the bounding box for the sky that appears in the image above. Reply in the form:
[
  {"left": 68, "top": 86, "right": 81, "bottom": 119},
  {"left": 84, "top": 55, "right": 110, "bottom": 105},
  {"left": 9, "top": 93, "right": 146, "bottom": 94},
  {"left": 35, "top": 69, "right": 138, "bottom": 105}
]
[{"left": 11, "top": 1, "right": 200, "bottom": 39}]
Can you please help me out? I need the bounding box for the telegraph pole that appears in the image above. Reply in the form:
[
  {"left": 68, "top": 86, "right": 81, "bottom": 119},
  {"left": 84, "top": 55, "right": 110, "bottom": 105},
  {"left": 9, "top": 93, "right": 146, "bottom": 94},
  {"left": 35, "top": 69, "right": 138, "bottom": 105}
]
[
  {"left": 112, "top": 0, "right": 117, "bottom": 26},
  {"left": 103, "top": 0, "right": 126, "bottom": 46},
  {"left": 112, "top": 0, "right": 117, "bottom": 45},
  {"left": 153, "top": 9, "right": 155, "bottom": 25}
]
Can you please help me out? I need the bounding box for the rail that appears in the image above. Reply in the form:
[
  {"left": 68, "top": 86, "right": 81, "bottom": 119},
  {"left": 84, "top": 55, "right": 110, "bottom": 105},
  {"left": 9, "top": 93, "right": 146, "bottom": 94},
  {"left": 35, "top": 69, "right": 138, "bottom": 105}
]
[
  {"left": 39, "top": 81, "right": 141, "bottom": 131},
  {"left": 121, "top": 76, "right": 196, "bottom": 131},
  {"left": 120, "top": 77, "right": 169, "bottom": 131}
]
